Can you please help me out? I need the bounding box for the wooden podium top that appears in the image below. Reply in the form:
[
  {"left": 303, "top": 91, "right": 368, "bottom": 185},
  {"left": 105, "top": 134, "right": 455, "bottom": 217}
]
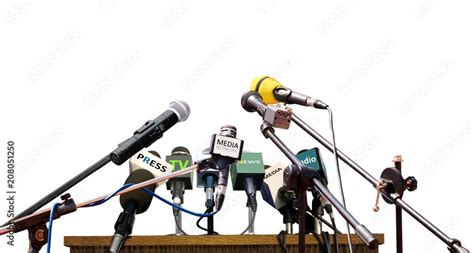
[{"left": 64, "top": 234, "right": 384, "bottom": 247}]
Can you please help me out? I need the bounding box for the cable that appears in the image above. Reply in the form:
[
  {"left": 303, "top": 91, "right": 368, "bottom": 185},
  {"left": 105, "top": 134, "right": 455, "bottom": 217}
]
[
  {"left": 331, "top": 216, "right": 340, "bottom": 253},
  {"left": 85, "top": 183, "right": 215, "bottom": 217},
  {"left": 311, "top": 232, "right": 327, "bottom": 253},
  {"left": 306, "top": 211, "right": 342, "bottom": 235},
  {"left": 277, "top": 230, "right": 289, "bottom": 253},
  {"left": 46, "top": 202, "right": 61, "bottom": 253},
  {"left": 239, "top": 210, "right": 256, "bottom": 235},
  {"left": 196, "top": 208, "right": 219, "bottom": 235},
  {"left": 142, "top": 188, "right": 217, "bottom": 218},
  {"left": 322, "top": 231, "right": 331, "bottom": 253},
  {"left": 84, "top": 183, "right": 134, "bottom": 207},
  {"left": 327, "top": 106, "right": 354, "bottom": 253}
]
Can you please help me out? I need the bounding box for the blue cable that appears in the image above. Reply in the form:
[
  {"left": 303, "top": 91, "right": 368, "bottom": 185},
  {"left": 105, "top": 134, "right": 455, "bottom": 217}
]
[
  {"left": 86, "top": 182, "right": 216, "bottom": 217},
  {"left": 85, "top": 183, "right": 134, "bottom": 207},
  {"left": 46, "top": 202, "right": 61, "bottom": 253},
  {"left": 141, "top": 188, "right": 218, "bottom": 218},
  {"left": 44, "top": 183, "right": 215, "bottom": 253}
]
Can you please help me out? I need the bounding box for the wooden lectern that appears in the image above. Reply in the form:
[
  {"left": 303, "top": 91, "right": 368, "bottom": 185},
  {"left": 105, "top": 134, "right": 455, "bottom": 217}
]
[{"left": 64, "top": 234, "right": 384, "bottom": 253}]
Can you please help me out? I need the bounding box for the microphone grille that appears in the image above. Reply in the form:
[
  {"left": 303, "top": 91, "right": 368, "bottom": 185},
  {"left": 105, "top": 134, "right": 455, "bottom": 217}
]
[
  {"left": 171, "top": 146, "right": 190, "bottom": 155},
  {"left": 220, "top": 125, "right": 237, "bottom": 138},
  {"left": 169, "top": 100, "right": 191, "bottom": 122},
  {"left": 148, "top": 150, "right": 161, "bottom": 158}
]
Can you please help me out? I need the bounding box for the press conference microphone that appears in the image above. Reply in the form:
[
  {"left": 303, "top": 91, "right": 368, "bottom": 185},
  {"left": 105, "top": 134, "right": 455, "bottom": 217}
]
[
  {"left": 196, "top": 149, "right": 219, "bottom": 209},
  {"left": 211, "top": 125, "right": 244, "bottom": 210},
  {"left": 250, "top": 76, "right": 328, "bottom": 109},
  {"left": 230, "top": 152, "right": 265, "bottom": 212},
  {"left": 166, "top": 146, "right": 193, "bottom": 215},
  {"left": 260, "top": 163, "right": 296, "bottom": 233},
  {"left": 261, "top": 163, "right": 319, "bottom": 235},
  {"left": 110, "top": 100, "right": 191, "bottom": 165},
  {"left": 3, "top": 101, "right": 190, "bottom": 227},
  {"left": 129, "top": 149, "right": 172, "bottom": 188},
  {"left": 297, "top": 147, "right": 334, "bottom": 234},
  {"left": 110, "top": 169, "right": 155, "bottom": 253},
  {"left": 296, "top": 148, "right": 333, "bottom": 214}
]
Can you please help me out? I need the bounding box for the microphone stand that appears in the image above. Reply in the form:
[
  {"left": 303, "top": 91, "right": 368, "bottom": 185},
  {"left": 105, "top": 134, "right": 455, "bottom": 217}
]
[
  {"left": 291, "top": 113, "right": 469, "bottom": 253},
  {"left": 1, "top": 155, "right": 110, "bottom": 227},
  {"left": 2, "top": 110, "right": 185, "bottom": 227},
  {"left": 260, "top": 123, "right": 379, "bottom": 253}
]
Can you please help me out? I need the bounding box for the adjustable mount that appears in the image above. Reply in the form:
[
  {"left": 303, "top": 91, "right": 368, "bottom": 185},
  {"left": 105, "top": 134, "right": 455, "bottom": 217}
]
[
  {"left": 373, "top": 155, "right": 418, "bottom": 253},
  {"left": 27, "top": 223, "right": 47, "bottom": 253},
  {"left": 260, "top": 123, "right": 313, "bottom": 253},
  {"left": 290, "top": 112, "right": 469, "bottom": 253},
  {"left": 19, "top": 193, "right": 77, "bottom": 253},
  {"left": 260, "top": 123, "right": 378, "bottom": 253}
]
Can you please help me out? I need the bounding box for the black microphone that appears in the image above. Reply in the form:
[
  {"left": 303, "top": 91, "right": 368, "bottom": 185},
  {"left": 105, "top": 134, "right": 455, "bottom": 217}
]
[
  {"left": 260, "top": 163, "right": 296, "bottom": 233},
  {"left": 296, "top": 148, "right": 334, "bottom": 219},
  {"left": 230, "top": 152, "right": 265, "bottom": 212},
  {"left": 250, "top": 76, "right": 328, "bottom": 109},
  {"left": 260, "top": 163, "right": 317, "bottom": 234},
  {"left": 166, "top": 146, "right": 193, "bottom": 215},
  {"left": 110, "top": 101, "right": 191, "bottom": 165},
  {"left": 109, "top": 169, "right": 155, "bottom": 253}
]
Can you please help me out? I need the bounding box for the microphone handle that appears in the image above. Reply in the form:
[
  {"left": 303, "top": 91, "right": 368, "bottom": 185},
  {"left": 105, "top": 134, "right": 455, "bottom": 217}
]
[
  {"left": 110, "top": 202, "right": 137, "bottom": 253},
  {"left": 244, "top": 177, "right": 258, "bottom": 212},
  {"left": 111, "top": 110, "right": 178, "bottom": 165},
  {"left": 204, "top": 174, "right": 216, "bottom": 208},
  {"left": 215, "top": 167, "right": 229, "bottom": 210},
  {"left": 109, "top": 234, "right": 125, "bottom": 253}
]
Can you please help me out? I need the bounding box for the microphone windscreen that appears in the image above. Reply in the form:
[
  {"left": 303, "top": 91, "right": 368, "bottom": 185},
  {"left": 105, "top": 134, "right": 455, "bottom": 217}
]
[
  {"left": 171, "top": 146, "right": 190, "bottom": 155},
  {"left": 120, "top": 169, "right": 155, "bottom": 214},
  {"left": 250, "top": 76, "right": 282, "bottom": 104},
  {"left": 148, "top": 150, "right": 160, "bottom": 158}
]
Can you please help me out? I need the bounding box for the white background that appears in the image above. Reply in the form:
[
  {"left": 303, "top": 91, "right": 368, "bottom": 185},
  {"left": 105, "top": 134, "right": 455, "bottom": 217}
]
[{"left": 1, "top": 1, "right": 473, "bottom": 253}]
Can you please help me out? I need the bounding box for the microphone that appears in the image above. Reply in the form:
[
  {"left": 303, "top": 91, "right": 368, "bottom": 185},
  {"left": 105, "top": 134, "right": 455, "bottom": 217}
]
[
  {"left": 210, "top": 125, "right": 244, "bottom": 210},
  {"left": 250, "top": 76, "right": 328, "bottom": 109},
  {"left": 129, "top": 149, "right": 172, "bottom": 188},
  {"left": 296, "top": 148, "right": 328, "bottom": 185},
  {"left": 110, "top": 169, "right": 155, "bottom": 253},
  {"left": 165, "top": 146, "right": 193, "bottom": 215},
  {"left": 260, "top": 163, "right": 297, "bottom": 233},
  {"left": 110, "top": 100, "right": 191, "bottom": 165},
  {"left": 297, "top": 148, "right": 334, "bottom": 232},
  {"left": 230, "top": 152, "right": 265, "bottom": 212},
  {"left": 241, "top": 91, "right": 293, "bottom": 129},
  {"left": 196, "top": 149, "right": 219, "bottom": 209},
  {"left": 261, "top": 163, "right": 320, "bottom": 234}
]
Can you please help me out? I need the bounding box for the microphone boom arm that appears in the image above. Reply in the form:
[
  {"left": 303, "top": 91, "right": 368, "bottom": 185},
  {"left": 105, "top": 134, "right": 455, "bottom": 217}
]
[
  {"left": 291, "top": 112, "right": 469, "bottom": 253},
  {"left": 260, "top": 123, "right": 379, "bottom": 252}
]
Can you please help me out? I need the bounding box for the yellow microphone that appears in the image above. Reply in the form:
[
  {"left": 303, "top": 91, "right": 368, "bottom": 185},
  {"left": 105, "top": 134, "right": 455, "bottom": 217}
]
[
  {"left": 250, "top": 76, "right": 283, "bottom": 104},
  {"left": 250, "top": 76, "right": 328, "bottom": 109}
]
